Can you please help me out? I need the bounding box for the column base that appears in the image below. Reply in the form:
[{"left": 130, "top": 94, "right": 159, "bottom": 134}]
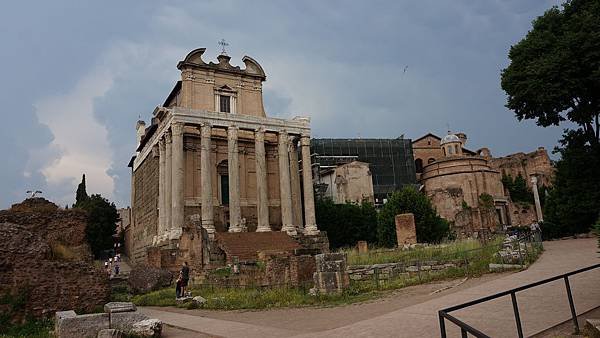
[
  {"left": 303, "top": 225, "right": 320, "bottom": 236},
  {"left": 256, "top": 225, "right": 271, "bottom": 232},
  {"left": 281, "top": 224, "right": 297, "bottom": 236},
  {"left": 201, "top": 221, "right": 216, "bottom": 234}
]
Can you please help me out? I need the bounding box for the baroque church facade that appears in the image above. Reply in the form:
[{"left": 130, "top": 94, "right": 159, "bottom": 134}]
[{"left": 127, "top": 48, "right": 319, "bottom": 263}]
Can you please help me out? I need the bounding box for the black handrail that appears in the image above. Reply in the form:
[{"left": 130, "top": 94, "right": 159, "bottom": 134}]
[{"left": 438, "top": 262, "right": 600, "bottom": 337}]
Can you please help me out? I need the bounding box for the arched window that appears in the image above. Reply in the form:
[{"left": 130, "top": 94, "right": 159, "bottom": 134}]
[
  {"left": 428, "top": 158, "right": 436, "bottom": 164},
  {"left": 415, "top": 159, "right": 423, "bottom": 173},
  {"left": 448, "top": 146, "right": 454, "bottom": 155}
]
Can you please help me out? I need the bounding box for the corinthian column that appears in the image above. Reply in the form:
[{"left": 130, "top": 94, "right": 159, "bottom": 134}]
[
  {"left": 278, "top": 130, "right": 296, "bottom": 235},
  {"left": 164, "top": 131, "right": 173, "bottom": 232},
  {"left": 200, "top": 123, "right": 215, "bottom": 235},
  {"left": 170, "top": 122, "right": 185, "bottom": 239},
  {"left": 158, "top": 137, "right": 166, "bottom": 237},
  {"left": 255, "top": 128, "right": 270, "bottom": 232},
  {"left": 301, "top": 135, "right": 319, "bottom": 235},
  {"left": 289, "top": 137, "right": 303, "bottom": 230},
  {"left": 227, "top": 126, "right": 242, "bottom": 232}
]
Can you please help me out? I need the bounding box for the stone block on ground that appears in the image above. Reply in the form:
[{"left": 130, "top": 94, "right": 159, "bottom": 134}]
[
  {"left": 110, "top": 312, "right": 150, "bottom": 332},
  {"left": 395, "top": 213, "right": 417, "bottom": 246},
  {"left": 97, "top": 329, "right": 123, "bottom": 338},
  {"left": 193, "top": 296, "right": 206, "bottom": 306},
  {"left": 357, "top": 241, "right": 368, "bottom": 254},
  {"left": 56, "top": 312, "right": 109, "bottom": 338},
  {"left": 176, "top": 296, "right": 193, "bottom": 304},
  {"left": 104, "top": 302, "right": 136, "bottom": 313},
  {"left": 584, "top": 319, "right": 600, "bottom": 338},
  {"left": 55, "top": 310, "right": 77, "bottom": 337},
  {"left": 128, "top": 264, "right": 173, "bottom": 294},
  {"left": 131, "top": 318, "right": 162, "bottom": 337}
]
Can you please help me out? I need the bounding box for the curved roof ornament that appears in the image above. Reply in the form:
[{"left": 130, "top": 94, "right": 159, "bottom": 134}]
[
  {"left": 242, "top": 56, "right": 266, "bottom": 79},
  {"left": 177, "top": 48, "right": 207, "bottom": 69}
]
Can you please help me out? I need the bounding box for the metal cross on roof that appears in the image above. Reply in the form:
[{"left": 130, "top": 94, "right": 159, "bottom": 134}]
[{"left": 218, "top": 39, "right": 229, "bottom": 55}]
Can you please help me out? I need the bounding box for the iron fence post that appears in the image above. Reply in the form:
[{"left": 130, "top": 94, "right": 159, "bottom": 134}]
[
  {"left": 438, "top": 311, "right": 447, "bottom": 338},
  {"left": 461, "top": 327, "right": 468, "bottom": 338},
  {"left": 510, "top": 292, "right": 524, "bottom": 338},
  {"left": 564, "top": 276, "right": 580, "bottom": 334}
]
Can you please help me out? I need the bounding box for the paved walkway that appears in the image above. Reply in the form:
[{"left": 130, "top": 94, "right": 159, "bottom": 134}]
[{"left": 141, "top": 238, "right": 600, "bottom": 338}]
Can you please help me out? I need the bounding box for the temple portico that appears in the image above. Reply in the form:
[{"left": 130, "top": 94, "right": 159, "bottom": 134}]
[{"left": 133, "top": 107, "right": 317, "bottom": 242}]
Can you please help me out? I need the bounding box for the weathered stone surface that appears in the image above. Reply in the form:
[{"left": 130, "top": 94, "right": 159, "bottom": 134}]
[
  {"left": 128, "top": 264, "right": 173, "bottom": 294},
  {"left": 110, "top": 312, "right": 150, "bottom": 331},
  {"left": 97, "top": 329, "right": 123, "bottom": 338},
  {"left": 56, "top": 313, "right": 109, "bottom": 338},
  {"left": 193, "top": 296, "right": 207, "bottom": 306},
  {"left": 312, "top": 253, "right": 349, "bottom": 295},
  {"left": 584, "top": 319, "right": 600, "bottom": 338},
  {"left": 357, "top": 241, "right": 368, "bottom": 254},
  {"left": 395, "top": 213, "right": 417, "bottom": 246},
  {"left": 55, "top": 310, "right": 77, "bottom": 337},
  {"left": 104, "top": 302, "right": 136, "bottom": 313},
  {"left": 176, "top": 296, "right": 193, "bottom": 304},
  {"left": 0, "top": 200, "right": 109, "bottom": 322},
  {"left": 131, "top": 318, "right": 163, "bottom": 337}
]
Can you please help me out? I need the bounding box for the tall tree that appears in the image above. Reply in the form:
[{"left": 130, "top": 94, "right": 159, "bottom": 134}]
[
  {"left": 501, "top": 0, "right": 600, "bottom": 146},
  {"left": 78, "top": 194, "right": 119, "bottom": 258},
  {"left": 75, "top": 174, "right": 89, "bottom": 207}
]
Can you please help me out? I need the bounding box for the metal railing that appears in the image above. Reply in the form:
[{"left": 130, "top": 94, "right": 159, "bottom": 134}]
[{"left": 438, "top": 263, "right": 600, "bottom": 338}]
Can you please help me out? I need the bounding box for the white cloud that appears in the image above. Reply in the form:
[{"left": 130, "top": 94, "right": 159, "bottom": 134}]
[{"left": 34, "top": 66, "right": 115, "bottom": 204}]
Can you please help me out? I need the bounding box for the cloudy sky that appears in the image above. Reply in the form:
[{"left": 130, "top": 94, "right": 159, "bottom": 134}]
[{"left": 0, "top": 0, "right": 566, "bottom": 209}]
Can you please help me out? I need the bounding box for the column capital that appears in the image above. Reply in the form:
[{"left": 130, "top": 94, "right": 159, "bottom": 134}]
[
  {"left": 300, "top": 134, "right": 311, "bottom": 146},
  {"left": 158, "top": 136, "right": 166, "bottom": 149},
  {"left": 200, "top": 123, "right": 212, "bottom": 138},
  {"left": 255, "top": 126, "right": 266, "bottom": 134},
  {"left": 171, "top": 121, "right": 185, "bottom": 136},
  {"left": 164, "top": 130, "right": 172, "bottom": 143}
]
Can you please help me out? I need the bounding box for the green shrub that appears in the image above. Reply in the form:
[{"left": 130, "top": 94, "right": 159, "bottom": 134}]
[
  {"left": 376, "top": 186, "right": 449, "bottom": 247},
  {"left": 315, "top": 198, "right": 377, "bottom": 249}
]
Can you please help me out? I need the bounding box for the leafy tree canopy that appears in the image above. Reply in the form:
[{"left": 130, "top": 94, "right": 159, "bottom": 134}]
[
  {"left": 501, "top": 0, "right": 600, "bottom": 145},
  {"left": 376, "top": 186, "right": 449, "bottom": 247},
  {"left": 77, "top": 194, "right": 119, "bottom": 258},
  {"left": 542, "top": 130, "right": 600, "bottom": 237},
  {"left": 316, "top": 198, "right": 377, "bottom": 249}
]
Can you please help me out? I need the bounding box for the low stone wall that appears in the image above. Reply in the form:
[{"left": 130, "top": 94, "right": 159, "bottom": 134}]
[{"left": 347, "top": 260, "right": 464, "bottom": 281}]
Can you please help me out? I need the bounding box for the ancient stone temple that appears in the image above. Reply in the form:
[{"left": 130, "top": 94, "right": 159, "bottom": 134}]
[{"left": 127, "top": 48, "right": 325, "bottom": 269}]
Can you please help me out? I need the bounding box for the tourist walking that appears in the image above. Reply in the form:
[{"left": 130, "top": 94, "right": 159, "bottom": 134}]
[
  {"left": 114, "top": 256, "right": 120, "bottom": 275},
  {"left": 181, "top": 262, "right": 190, "bottom": 297}
]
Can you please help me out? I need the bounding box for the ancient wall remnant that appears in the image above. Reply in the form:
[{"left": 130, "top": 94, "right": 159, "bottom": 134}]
[
  {"left": 395, "top": 213, "right": 417, "bottom": 246},
  {"left": 0, "top": 199, "right": 109, "bottom": 321},
  {"left": 311, "top": 253, "right": 349, "bottom": 295}
]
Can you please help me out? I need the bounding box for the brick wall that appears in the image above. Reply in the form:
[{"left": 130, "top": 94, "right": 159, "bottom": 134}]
[{"left": 130, "top": 154, "right": 159, "bottom": 265}]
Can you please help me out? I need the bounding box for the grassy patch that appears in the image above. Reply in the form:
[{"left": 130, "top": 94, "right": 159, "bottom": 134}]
[
  {"left": 342, "top": 238, "right": 496, "bottom": 266},
  {"left": 0, "top": 318, "right": 53, "bottom": 338},
  {"left": 129, "top": 237, "right": 543, "bottom": 311}
]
